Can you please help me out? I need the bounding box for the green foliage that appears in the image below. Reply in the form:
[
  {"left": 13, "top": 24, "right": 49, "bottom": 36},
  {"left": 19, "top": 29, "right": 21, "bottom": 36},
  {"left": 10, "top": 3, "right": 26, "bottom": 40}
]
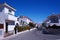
[
  {"left": 29, "top": 22, "right": 35, "bottom": 28},
  {"left": 42, "top": 23, "right": 46, "bottom": 27},
  {"left": 17, "top": 26, "right": 30, "bottom": 32},
  {"left": 17, "top": 26, "right": 23, "bottom": 32},
  {"left": 23, "top": 26, "right": 30, "bottom": 30}
]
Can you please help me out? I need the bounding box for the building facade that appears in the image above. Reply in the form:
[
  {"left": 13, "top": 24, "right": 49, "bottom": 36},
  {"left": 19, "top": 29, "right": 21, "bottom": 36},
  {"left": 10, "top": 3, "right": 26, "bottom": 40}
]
[
  {"left": 0, "top": 3, "right": 18, "bottom": 37},
  {"left": 45, "top": 14, "right": 60, "bottom": 26},
  {"left": 42, "top": 14, "right": 60, "bottom": 34},
  {"left": 18, "top": 16, "right": 33, "bottom": 26}
]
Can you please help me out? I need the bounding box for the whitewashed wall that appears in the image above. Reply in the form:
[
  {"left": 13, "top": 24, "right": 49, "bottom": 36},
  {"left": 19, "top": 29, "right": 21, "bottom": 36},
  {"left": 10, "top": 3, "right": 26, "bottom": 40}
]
[
  {"left": 26, "top": 19, "right": 31, "bottom": 24},
  {"left": 18, "top": 18, "right": 32, "bottom": 26},
  {"left": 8, "top": 14, "right": 16, "bottom": 21},
  {"left": 11, "top": 11, "right": 15, "bottom": 15},
  {"left": 0, "top": 5, "right": 19, "bottom": 34},
  {"left": 4, "top": 7, "right": 15, "bottom": 15},
  {"left": 0, "top": 12, "right": 5, "bottom": 24},
  {"left": 21, "top": 18, "right": 31, "bottom": 24},
  {"left": 0, "top": 7, "right": 17, "bottom": 32},
  {"left": 4, "top": 7, "right": 9, "bottom": 14},
  {"left": 8, "top": 25, "right": 15, "bottom": 31},
  {"left": 0, "top": 12, "right": 5, "bottom": 37},
  {"left": 49, "top": 23, "right": 60, "bottom": 26}
]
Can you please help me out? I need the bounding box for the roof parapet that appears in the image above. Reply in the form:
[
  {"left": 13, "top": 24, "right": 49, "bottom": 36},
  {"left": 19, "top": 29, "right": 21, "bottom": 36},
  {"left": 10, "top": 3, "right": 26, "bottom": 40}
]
[{"left": 0, "top": 3, "right": 16, "bottom": 11}]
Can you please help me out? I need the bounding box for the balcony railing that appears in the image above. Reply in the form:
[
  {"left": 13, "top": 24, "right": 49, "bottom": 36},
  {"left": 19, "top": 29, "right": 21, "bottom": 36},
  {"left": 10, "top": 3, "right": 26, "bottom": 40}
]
[{"left": 5, "top": 14, "right": 17, "bottom": 21}]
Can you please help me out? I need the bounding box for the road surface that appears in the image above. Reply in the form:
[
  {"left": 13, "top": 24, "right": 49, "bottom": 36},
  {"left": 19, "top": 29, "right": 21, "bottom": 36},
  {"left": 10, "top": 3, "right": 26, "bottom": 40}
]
[{"left": 2, "top": 28, "right": 60, "bottom": 40}]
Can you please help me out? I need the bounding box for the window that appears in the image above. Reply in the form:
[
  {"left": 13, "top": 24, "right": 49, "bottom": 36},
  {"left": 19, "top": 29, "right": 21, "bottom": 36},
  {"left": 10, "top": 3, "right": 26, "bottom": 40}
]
[
  {"left": 0, "top": 7, "right": 4, "bottom": 12},
  {"left": 0, "top": 24, "right": 3, "bottom": 29},
  {"left": 50, "top": 16, "right": 58, "bottom": 23},
  {"left": 9, "top": 10, "right": 11, "bottom": 12},
  {"left": 8, "top": 9, "right": 12, "bottom": 15},
  {"left": 8, "top": 21, "right": 15, "bottom": 25}
]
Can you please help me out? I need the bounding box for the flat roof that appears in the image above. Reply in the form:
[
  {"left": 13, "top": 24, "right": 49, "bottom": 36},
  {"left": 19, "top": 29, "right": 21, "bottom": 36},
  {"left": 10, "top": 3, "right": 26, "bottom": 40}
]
[{"left": 0, "top": 3, "right": 16, "bottom": 11}]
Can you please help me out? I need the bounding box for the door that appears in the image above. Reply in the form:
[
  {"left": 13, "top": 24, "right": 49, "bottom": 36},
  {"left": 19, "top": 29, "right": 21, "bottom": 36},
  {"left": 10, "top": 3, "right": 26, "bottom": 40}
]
[{"left": 5, "top": 22, "right": 8, "bottom": 33}]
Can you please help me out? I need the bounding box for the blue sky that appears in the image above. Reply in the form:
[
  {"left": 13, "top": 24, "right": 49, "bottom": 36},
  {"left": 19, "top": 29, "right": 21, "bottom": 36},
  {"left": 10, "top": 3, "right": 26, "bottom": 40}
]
[{"left": 0, "top": 0, "right": 60, "bottom": 23}]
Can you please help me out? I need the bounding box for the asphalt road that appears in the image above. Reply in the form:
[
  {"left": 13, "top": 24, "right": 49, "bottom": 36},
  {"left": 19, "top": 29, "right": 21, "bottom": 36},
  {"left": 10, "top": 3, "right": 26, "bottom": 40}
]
[{"left": 2, "top": 28, "right": 60, "bottom": 40}]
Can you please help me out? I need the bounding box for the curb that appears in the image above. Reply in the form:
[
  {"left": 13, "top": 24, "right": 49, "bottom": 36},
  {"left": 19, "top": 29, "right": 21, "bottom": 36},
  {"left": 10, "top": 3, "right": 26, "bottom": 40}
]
[{"left": 3, "top": 28, "right": 36, "bottom": 39}]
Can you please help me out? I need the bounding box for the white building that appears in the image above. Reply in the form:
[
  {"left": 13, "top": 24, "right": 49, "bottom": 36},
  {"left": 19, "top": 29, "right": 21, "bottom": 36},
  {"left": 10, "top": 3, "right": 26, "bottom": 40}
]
[
  {"left": 42, "top": 14, "right": 60, "bottom": 34},
  {"left": 18, "top": 16, "right": 33, "bottom": 26},
  {"left": 44, "top": 14, "right": 60, "bottom": 26},
  {"left": 0, "top": 3, "right": 18, "bottom": 37}
]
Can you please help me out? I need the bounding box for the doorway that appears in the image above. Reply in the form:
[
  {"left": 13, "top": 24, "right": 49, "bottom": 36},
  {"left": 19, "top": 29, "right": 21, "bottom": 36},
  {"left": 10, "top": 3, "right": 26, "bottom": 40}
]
[{"left": 5, "top": 22, "right": 8, "bottom": 33}]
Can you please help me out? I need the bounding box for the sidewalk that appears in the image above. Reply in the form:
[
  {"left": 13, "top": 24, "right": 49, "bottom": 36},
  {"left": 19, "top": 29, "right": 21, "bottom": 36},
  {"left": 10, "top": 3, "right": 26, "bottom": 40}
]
[
  {"left": 2, "top": 28, "right": 36, "bottom": 40},
  {"left": 1, "top": 28, "right": 60, "bottom": 40}
]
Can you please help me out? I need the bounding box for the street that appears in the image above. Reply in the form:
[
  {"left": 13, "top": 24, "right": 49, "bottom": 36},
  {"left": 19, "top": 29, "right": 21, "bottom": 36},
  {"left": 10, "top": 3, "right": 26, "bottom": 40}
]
[{"left": 2, "top": 28, "right": 60, "bottom": 40}]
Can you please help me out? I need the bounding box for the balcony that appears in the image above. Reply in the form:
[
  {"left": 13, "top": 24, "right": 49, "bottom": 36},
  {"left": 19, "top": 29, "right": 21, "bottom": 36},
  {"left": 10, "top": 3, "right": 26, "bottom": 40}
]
[
  {"left": 5, "top": 14, "right": 17, "bottom": 21},
  {"left": 49, "top": 23, "right": 60, "bottom": 26}
]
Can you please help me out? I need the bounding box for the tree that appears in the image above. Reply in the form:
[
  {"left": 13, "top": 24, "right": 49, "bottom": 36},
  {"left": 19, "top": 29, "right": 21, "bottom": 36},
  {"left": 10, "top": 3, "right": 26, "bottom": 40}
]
[
  {"left": 42, "top": 22, "right": 48, "bottom": 29},
  {"left": 29, "top": 22, "right": 35, "bottom": 28}
]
